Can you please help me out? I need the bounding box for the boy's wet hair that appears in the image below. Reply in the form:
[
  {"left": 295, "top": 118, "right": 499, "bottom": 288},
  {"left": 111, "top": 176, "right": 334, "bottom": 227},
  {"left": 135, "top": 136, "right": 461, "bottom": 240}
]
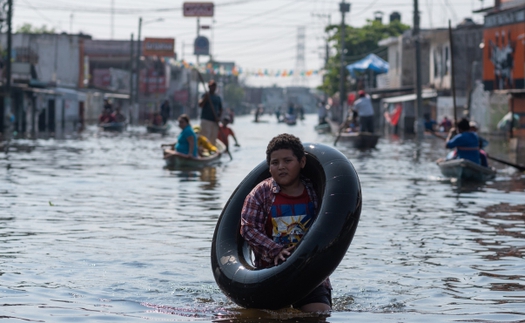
[{"left": 266, "top": 133, "right": 305, "bottom": 165}]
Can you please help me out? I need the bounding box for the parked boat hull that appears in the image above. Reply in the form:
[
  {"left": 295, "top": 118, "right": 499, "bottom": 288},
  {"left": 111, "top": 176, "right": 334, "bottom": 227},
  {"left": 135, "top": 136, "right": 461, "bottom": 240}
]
[{"left": 437, "top": 158, "right": 496, "bottom": 181}]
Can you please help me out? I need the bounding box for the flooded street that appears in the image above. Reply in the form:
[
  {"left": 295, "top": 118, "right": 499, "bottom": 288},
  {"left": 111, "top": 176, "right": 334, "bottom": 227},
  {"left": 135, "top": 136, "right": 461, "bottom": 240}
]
[{"left": 1, "top": 113, "right": 524, "bottom": 323}]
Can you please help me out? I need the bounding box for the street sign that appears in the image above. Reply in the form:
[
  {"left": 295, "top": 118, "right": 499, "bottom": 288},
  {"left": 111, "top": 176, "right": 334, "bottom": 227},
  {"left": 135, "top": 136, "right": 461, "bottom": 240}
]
[
  {"left": 194, "top": 36, "right": 210, "bottom": 55},
  {"left": 142, "top": 38, "right": 175, "bottom": 57},
  {"left": 183, "top": 2, "right": 214, "bottom": 17}
]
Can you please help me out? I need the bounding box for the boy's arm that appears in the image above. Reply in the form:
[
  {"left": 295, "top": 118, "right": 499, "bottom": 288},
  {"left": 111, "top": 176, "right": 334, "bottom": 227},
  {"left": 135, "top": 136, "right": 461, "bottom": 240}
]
[{"left": 240, "top": 194, "right": 283, "bottom": 263}]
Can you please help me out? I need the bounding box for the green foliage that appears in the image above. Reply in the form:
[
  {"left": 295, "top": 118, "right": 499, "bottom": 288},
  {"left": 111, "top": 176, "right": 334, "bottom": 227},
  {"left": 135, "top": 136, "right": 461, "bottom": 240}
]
[
  {"left": 16, "top": 23, "right": 55, "bottom": 34},
  {"left": 320, "top": 20, "right": 410, "bottom": 96},
  {"left": 223, "top": 83, "right": 245, "bottom": 110}
]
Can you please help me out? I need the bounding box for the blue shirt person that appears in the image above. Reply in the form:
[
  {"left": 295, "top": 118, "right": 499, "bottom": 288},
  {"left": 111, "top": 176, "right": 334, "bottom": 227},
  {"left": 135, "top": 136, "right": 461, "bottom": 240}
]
[
  {"left": 175, "top": 114, "right": 198, "bottom": 157},
  {"left": 445, "top": 118, "right": 481, "bottom": 164}
]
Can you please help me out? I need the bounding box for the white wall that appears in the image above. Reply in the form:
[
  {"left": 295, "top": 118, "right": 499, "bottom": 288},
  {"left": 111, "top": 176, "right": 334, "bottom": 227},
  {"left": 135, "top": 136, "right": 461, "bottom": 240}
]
[{"left": 1, "top": 33, "right": 81, "bottom": 88}]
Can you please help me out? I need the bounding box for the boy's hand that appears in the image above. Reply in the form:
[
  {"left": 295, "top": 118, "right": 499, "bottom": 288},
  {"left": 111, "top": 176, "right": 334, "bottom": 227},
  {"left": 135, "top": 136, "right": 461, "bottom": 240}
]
[{"left": 274, "top": 246, "right": 294, "bottom": 266}]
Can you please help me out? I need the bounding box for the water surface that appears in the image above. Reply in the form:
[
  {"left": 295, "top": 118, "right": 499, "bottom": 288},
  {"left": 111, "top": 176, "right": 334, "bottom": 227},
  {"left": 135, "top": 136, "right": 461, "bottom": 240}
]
[{"left": 1, "top": 114, "right": 524, "bottom": 322}]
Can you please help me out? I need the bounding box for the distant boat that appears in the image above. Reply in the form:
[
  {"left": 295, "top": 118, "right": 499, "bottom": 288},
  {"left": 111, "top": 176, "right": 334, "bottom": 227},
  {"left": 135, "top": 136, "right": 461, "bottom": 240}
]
[
  {"left": 336, "top": 131, "right": 380, "bottom": 149},
  {"left": 314, "top": 123, "right": 331, "bottom": 133},
  {"left": 99, "top": 122, "right": 126, "bottom": 132},
  {"left": 329, "top": 120, "right": 379, "bottom": 149},
  {"left": 163, "top": 139, "right": 227, "bottom": 169},
  {"left": 147, "top": 123, "right": 170, "bottom": 134},
  {"left": 284, "top": 114, "right": 297, "bottom": 125},
  {"left": 437, "top": 158, "right": 496, "bottom": 182}
]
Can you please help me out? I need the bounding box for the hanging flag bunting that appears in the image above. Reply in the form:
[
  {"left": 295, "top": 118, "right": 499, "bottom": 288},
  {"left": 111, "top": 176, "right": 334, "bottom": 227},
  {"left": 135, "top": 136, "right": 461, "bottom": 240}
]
[{"left": 174, "top": 60, "right": 321, "bottom": 77}]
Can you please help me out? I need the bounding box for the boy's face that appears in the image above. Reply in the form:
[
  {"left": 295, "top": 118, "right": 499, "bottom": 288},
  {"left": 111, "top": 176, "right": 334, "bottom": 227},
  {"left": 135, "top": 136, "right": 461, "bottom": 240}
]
[{"left": 269, "top": 149, "right": 305, "bottom": 188}]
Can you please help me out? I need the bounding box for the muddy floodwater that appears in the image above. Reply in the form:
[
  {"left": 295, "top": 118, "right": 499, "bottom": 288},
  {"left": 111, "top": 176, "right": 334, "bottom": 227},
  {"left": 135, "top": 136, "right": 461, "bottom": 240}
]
[{"left": 1, "top": 114, "right": 524, "bottom": 322}]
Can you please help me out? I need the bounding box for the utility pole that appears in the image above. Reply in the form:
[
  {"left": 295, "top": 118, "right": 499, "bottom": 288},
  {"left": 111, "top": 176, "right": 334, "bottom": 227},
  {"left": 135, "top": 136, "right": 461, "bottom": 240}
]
[
  {"left": 135, "top": 17, "right": 142, "bottom": 124},
  {"left": 129, "top": 33, "right": 134, "bottom": 123},
  {"left": 413, "top": 0, "right": 424, "bottom": 138},
  {"left": 339, "top": 1, "right": 350, "bottom": 123},
  {"left": 196, "top": 17, "right": 200, "bottom": 66},
  {"left": 3, "top": 0, "right": 12, "bottom": 136}
]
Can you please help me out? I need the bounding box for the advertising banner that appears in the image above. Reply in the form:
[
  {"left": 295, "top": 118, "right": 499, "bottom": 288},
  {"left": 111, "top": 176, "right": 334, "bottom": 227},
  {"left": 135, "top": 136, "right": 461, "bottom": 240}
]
[
  {"left": 174, "top": 89, "right": 189, "bottom": 103},
  {"left": 483, "top": 22, "right": 525, "bottom": 90},
  {"left": 183, "top": 2, "right": 214, "bottom": 17},
  {"left": 139, "top": 69, "right": 167, "bottom": 94},
  {"left": 143, "top": 38, "right": 175, "bottom": 57}
]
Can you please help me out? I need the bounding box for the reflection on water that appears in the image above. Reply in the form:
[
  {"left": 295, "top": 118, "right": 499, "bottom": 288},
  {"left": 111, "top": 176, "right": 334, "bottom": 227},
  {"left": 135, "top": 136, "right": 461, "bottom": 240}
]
[{"left": 0, "top": 114, "right": 524, "bottom": 322}]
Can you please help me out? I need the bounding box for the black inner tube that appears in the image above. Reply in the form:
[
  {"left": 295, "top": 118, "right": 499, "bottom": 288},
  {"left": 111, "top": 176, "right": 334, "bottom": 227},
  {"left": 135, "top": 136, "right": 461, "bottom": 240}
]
[{"left": 211, "top": 143, "right": 361, "bottom": 309}]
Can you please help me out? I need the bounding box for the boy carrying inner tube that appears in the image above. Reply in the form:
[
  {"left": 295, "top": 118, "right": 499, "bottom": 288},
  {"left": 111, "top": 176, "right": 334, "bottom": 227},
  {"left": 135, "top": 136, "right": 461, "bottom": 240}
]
[{"left": 240, "top": 133, "right": 332, "bottom": 313}]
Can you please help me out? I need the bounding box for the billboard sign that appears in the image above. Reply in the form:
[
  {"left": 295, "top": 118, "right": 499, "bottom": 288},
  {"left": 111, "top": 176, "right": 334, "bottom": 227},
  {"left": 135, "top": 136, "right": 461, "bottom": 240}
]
[
  {"left": 483, "top": 8, "right": 525, "bottom": 90},
  {"left": 142, "top": 38, "right": 175, "bottom": 57},
  {"left": 183, "top": 2, "right": 214, "bottom": 17},
  {"left": 194, "top": 36, "right": 210, "bottom": 55}
]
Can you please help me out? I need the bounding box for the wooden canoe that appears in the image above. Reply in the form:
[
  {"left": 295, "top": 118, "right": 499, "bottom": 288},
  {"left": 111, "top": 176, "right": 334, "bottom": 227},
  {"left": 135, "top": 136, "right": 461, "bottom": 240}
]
[
  {"left": 336, "top": 131, "right": 380, "bottom": 149},
  {"left": 147, "top": 124, "right": 170, "bottom": 134},
  {"left": 99, "top": 122, "right": 127, "bottom": 132},
  {"left": 437, "top": 158, "right": 496, "bottom": 182},
  {"left": 163, "top": 139, "right": 227, "bottom": 169},
  {"left": 328, "top": 119, "right": 379, "bottom": 149}
]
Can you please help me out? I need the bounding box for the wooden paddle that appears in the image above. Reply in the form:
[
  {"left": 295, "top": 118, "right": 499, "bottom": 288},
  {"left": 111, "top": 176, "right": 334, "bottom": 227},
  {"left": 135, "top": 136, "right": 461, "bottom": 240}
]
[
  {"left": 194, "top": 68, "right": 233, "bottom": 161},
  {"left": 430, "top": 131, "right": 525, "bottom": 171},
  {"left": 333, "top": 122, "right": 345, "bottom": 147}
]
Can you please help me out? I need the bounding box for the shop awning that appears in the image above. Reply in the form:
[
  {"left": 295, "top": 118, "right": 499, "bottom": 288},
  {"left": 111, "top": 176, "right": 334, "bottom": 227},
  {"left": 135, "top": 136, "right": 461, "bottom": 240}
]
[
  {"left": 346, "top": 54, "right": 389, "bottom": 78},
  {"left": 381, "top": 90, "right": 438, "bottom": 104}
]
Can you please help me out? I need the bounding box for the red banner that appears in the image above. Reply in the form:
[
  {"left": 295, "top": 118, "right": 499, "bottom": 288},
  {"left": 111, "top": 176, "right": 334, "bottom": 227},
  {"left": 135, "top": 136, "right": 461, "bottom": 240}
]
[
  {"left": 174, "top": 89, "right": 189, "bottom": 103},
  {"left": 139, "top": 69, "right": 166, "bottom": 94}
]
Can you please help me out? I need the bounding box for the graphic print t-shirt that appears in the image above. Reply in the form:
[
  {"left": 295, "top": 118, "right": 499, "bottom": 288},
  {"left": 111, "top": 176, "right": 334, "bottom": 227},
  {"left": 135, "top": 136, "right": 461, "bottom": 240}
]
[{"left": 266, "top": 188, "right": 315, "bottom": 248}]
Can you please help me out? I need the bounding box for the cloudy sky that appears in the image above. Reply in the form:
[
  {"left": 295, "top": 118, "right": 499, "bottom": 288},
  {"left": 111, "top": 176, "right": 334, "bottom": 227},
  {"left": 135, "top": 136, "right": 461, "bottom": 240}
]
[{"left": 13, "top": 0, "right": 488, "bottom": 87}]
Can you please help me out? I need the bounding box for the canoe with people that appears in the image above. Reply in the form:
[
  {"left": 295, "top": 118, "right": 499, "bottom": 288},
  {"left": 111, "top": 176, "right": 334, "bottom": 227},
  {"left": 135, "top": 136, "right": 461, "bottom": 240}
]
[
  {"left": 436, "top": 118, "right": 496, "bottom": 181},
  {"left": 147, "top": 112, "right": 171, "bottom": 134},
  {"left": 332, "top": 90, "right": 380, "bottom": 149},
  {"left": 98, "top": 103, "right": 127, "bottom": 132},
  {"left": 161, "top": 114, "right": 226, "bottom": 168}
]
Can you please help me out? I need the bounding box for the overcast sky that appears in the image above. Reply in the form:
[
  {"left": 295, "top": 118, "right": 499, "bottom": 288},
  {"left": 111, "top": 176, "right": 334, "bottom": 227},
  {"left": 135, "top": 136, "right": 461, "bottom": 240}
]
[{"left": 13, "top": 0, "right": 488, "bottom": 88}]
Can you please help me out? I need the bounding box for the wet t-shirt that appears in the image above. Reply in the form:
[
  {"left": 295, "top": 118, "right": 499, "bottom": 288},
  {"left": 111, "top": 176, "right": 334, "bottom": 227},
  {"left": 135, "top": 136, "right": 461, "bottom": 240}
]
[{"left": 265, "top": 188, "right": 315, "bottom": 248}]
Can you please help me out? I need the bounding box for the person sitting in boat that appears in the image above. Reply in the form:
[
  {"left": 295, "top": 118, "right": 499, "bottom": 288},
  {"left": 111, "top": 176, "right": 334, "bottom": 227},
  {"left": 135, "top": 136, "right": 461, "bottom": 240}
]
[
  {"left": 103, "top": 99, "right": 113, "bottom": 113},
  {"left": 98, "top": 109, "right": 115, "bottom": 124},
  {"left": 352, "top": 90, "right": 374, "bottom": 133},
  {"left": 193, "top": 125, "right": 218, "bottom": 157},
  {"left": 424, "top": 113, "right": 438, "bottom": 132},
  {"left": 439, "top": 116, "right": 452, "bottom": 132},
  {"left": 240, "top": 133, "right": 331, "bottom": 313},
  {"left": 469, "top": 120, "right": 489, "bottom": 167},
  {"left": 112, "top": 107, "right": 126, "bottom": 123},
  {"left": 173, "top": 114, "right": 198, "bottom": 158},
  {"left": 151, "top": 112, "right": 164, "bottom": 126},
  {"left": 445, "top": 118, "right": 481, "bottom": 165},
  {"left": 218, "top": 116, "right": 240, "bottom": 152}
]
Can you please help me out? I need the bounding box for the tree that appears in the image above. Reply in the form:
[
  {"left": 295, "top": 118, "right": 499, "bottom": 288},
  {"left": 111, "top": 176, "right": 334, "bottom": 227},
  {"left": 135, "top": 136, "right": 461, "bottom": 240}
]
[
  {"left": 320, "top": 19, "right": 410, "bottom": 96},
  {"left": 16, "top": 23, "right": 55, "bottom": 34}
]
